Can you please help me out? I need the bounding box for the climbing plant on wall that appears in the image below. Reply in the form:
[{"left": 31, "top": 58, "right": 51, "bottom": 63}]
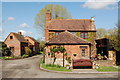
[
  {"left": 50, "top": 46, "right": 66, "bottom": 66},
  {"left": 86, "top": 32, "right": 96, "bottom": 42}
]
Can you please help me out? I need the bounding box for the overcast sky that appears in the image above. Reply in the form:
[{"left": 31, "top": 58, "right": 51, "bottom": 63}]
[{"left": 1, "top": 0, "right": 119, "bottom": 41}]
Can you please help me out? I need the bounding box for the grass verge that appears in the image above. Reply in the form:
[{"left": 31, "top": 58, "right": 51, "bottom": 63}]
[
  {"left": 96, "top": 66, "right": 120, "bottom": 72},
  {"left": 41, "top": 64, "right": 72, "bottom": 72}
]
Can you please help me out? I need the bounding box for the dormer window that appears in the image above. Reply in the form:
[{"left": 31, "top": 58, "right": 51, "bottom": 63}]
[
  {"left": 71, "top": 32, "right": 76, "bottom": 35},
  {"left": 81, "top": 32, "right": 88, "bottom": 39},
  {"left": 10, "top": 36, "right": 13, "bottom": 39}
]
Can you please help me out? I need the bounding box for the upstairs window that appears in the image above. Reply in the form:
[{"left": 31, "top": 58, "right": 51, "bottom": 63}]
[
  {"left": 49, "top": 32, "right": 54, "bottom": 40},
  {"left": 71, "top": 32, "right": 76, "bottom": 35},
  {"left": 80, "top": 32, "right": 88, "bottom": 39},
  {"left": 55, "top": 32, "right": 59, "bottom": 36},
  {"left": 10, "top": 36, "right": 13, "bottom": 39}
]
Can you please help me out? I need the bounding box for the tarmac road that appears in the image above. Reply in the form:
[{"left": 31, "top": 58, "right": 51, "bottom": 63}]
[{"left": 1, "top": 55, "right": 119, "bottom": 78}]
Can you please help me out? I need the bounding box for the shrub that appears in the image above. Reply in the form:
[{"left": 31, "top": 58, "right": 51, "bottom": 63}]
[
  {"left": 22, "top": 54, "right": 29, "bottom": 58},
  {"left": 25, "top": 47, "right": 32, "bottom": 56}
]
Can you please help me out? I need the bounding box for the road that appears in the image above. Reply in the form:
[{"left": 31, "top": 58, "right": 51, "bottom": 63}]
[{"left": 1, "top": 55, "right": 119, "bottom": 78}]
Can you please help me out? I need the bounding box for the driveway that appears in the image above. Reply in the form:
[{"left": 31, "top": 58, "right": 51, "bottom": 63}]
[{"left": 1, "top": 55, "right": 119, "bottom": 78}]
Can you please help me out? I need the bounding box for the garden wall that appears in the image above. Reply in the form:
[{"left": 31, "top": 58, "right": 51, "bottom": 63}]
[{"left": 93, "top": 60, "right": 115, "bottom": 66}]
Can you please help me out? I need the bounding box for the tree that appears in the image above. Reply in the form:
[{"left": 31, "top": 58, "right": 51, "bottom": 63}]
[
  {"left": 34, "top": 4, "right": 72, "bottom": 37},
  {"left": 0, "top": 42, "right": 11, "bottom": 57},
  {"left": 59, "top": 46, "right": 66, "bottom": 67},
  {"left": 96, "top": 28, "right": 107, "bottom": 39},
  {"left": 104, "top": 27, "right": 119, "bottom": 51},
  {"left": 39, "top": 41, "right": 45, "bottom": 53}
]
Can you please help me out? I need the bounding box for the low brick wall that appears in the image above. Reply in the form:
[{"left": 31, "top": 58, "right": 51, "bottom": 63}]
[
  {"left": 45, "top": 57, "right": 70, "bottom": 67},
  {"left": 93, "top": 60, "right": 115, "bottom": 66}
]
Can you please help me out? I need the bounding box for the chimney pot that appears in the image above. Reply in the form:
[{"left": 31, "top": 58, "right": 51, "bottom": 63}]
[
  {"left": 91, "top": 16, "right": 95, "bottom": 21},
  {"left": 18, "top": 32, "right": 22, "bottom": 35}
]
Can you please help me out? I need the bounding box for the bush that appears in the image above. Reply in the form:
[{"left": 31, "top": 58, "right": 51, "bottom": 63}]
[
  {"left": 25, "top": 47, "right": 32, "bottom": 56},
  {"left": 22, "top": 54, "right": 29, "bottom": 58}
]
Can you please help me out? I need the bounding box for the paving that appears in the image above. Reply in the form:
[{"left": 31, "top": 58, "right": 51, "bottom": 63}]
[{"left": 1, "top": 55, "right": 119, "bottom": 78}]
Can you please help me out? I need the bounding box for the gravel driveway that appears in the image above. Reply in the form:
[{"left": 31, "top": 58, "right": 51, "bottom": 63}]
[{"left": 1, "top": 55, "right": 119, "bottom": 78}]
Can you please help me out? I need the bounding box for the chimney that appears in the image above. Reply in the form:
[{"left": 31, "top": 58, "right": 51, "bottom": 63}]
[
  {"left": 91, "top": 16, "right": 95, "bottom": 21},
  {"left": 18, "top": 32, "right": 22, "bottom": 35},
  {"left": 46, "top": 10, "right": 51, "bottom": 21}
]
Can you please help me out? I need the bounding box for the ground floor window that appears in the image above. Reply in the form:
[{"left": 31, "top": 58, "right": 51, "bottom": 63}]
[
  {"left": 80, "top": 46, "right": 88, "bottom": 57},
  {"left": 81, "top": 49, "right": 86, "bottom": 57}
]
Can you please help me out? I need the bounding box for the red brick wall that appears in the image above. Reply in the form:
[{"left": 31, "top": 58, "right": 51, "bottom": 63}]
[
  {"left": 4, "top": 33, "right": 21, "bottom": 56},
  {"left": 46, "top": 45, "right": 90, "bottom": 60}
]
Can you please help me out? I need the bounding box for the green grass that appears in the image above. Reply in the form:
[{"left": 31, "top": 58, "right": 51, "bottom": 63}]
[
  {"left": 0, "top": 57, "right": 14, "bottom": 59},
  {"left": 96, "top": 66, "right": 120, "bottom": 72},
  {"left": 41, "top": 64, "right": 72, "bottom": 72}
]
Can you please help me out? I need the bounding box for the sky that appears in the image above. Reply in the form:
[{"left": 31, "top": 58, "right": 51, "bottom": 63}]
[{"left": 1, "top": 1, "right": 119, "bottom": 41}]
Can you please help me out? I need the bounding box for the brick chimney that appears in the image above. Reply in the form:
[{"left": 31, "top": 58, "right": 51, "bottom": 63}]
[
  {"left": 46, "top": 10, "right": 51, "bottom": 21},
  {"left": 18, "top": 32, "right": 22, "bottom": 35}
]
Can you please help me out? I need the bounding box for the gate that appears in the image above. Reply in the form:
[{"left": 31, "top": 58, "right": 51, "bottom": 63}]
[{"left": 73, "top": 59, "right": 92, "bottom": 69}]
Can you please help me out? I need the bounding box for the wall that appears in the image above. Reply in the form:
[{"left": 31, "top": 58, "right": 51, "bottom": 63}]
[
  {"left": 45, "top": 44, "right": 90, "bottom": 66},
  {"left": 4, "top": 33, "right": 21, "bottom": 56}
]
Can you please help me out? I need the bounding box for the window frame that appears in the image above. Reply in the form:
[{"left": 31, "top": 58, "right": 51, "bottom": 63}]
[{"left": 80, "top": 32, "right": 88, "bottom": 39}]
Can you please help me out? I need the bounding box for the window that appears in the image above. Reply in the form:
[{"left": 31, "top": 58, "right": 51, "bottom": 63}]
[
  {"left": 55, "top": 32, "right": 59, "bottom": 36},
  {"left": 80, "top": 46, "right": 88, "bottom": 57},
  {"left": 80, "top": 46, "right": 87, "bottom": 48},
  {"left": 27, "top": 39, "right": 29, "bottom": 41},
  {"left": 71, "top": 32, "right": 76, "bottom": 35},
  {"left": 10, "top": 36, "right": 13, "bottom": 39},
  {"left": 81, "top": 49, "right": 85, "bottom": 57},
  {"left": 49, "top": 32, "right": 54, "bottom": 40},
  {"left": 80, "top": 32, "right": 88, "bottom": 39}
]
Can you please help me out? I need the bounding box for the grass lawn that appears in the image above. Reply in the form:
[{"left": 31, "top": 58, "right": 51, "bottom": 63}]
[
  {"left": 96, "top": 66, "right": 120, "bottom": 72},
  {"left": 0, "top": 56, "right": 13, "bottom": 59},
  {"left": 41, "top": 64, "right": 72, "bottom": 72}
]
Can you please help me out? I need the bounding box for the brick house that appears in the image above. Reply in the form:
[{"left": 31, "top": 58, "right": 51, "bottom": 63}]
[
  {"left": 4, "top": 32, "right": 40, "bottom": 56},
  {"left": 25, "top": 36, "right": 40, "bottom": 54},
  {"left": 4, "top": 32, "right": 28, "bottom": 56},
  {"left": 45, "top": 11, "right": 96, "bottom": 67}
]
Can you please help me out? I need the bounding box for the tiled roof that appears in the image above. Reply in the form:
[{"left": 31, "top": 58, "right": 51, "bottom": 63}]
[
  {"left": 47, "top": 31, "right": 91, "bottom": 44},
  {"left": 25, "top": 36, "right": 39, "bottom": 43},
  {"left": 12, "top": 32, "right": 27, "bottom": 42},
  {"left": 48, "top": 19, "right": 96, "bottom": 31}
]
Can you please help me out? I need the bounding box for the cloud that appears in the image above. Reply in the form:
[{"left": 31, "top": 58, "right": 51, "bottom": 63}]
[
  {"left": 7, "top": 17, "right": 15, "bottom": 20},
  {"left": 18, "top": 30, "right": 32, "bottom": 35},
  {"left": 18, "top": 23, "right": 30, "bottom": 28},
  {"left": 82, "top": 0, "right": 117, "bottom": 10}
]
